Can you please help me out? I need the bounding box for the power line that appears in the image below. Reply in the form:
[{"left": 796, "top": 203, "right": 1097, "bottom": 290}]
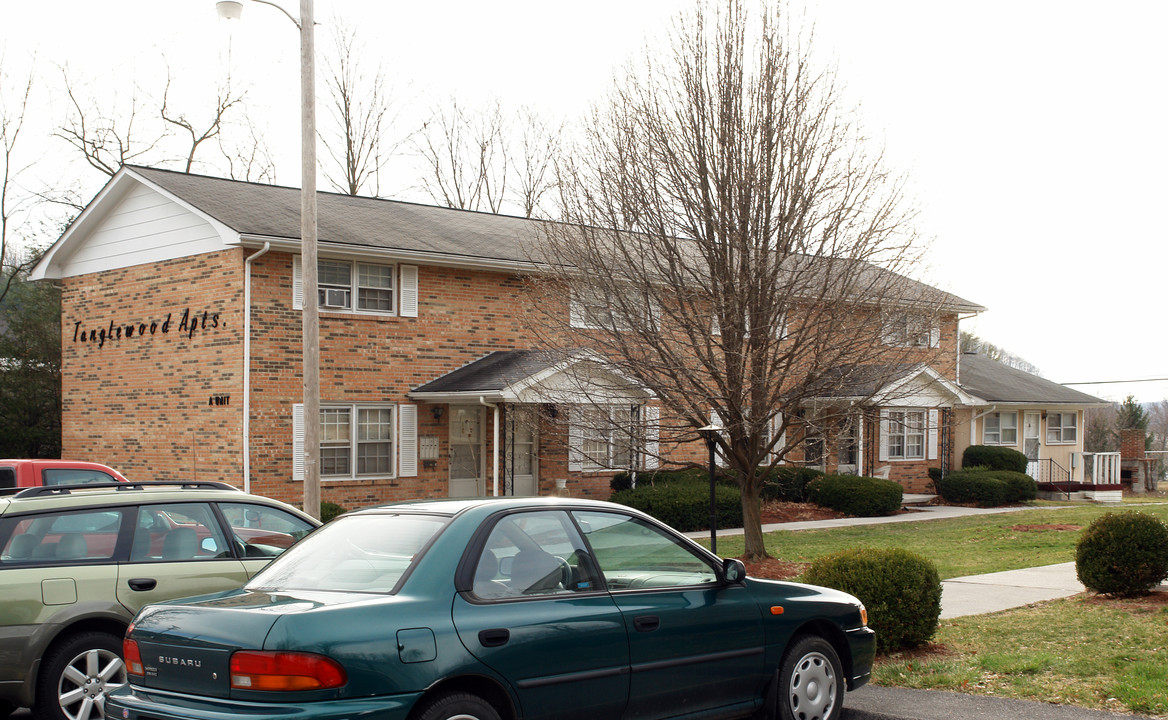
[{"left": 1062, "top": 378, "right": 1168, "bottom": 386}]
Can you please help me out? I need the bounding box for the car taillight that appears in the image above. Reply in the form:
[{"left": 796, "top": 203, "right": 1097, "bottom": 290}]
[
  {"left": 229, "top": 651, "right": 347, "bottom": 691},
  {"left": 123, "top": 628, "right": 144, "bottom": 677}
]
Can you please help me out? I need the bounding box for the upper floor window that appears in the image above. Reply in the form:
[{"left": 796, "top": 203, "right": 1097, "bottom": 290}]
[
  {"left": 1047, "top": 412, "right": 1077, "bottom": 444},
  {"left": 293, "top": 257, "right": 418, "bottom": 318},
  {"left": 881, "top": 311, "right": 939, "bottom": 348},
  {"left": 984, "top": 412, "right": 1018, "bottom": 445},
  {"left": 318, "top": 259, "right": 395, "bottom": 312},
  {"left": 570, "top": 286, "right": 654, "bottom": 331}
]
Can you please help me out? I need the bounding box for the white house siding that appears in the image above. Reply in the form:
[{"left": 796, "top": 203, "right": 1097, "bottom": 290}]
[{"left": 56, "top": 181, "right": 226, "bottom": 277}]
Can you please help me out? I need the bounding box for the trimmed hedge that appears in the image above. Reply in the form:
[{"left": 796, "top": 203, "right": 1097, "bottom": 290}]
[
  {"left": 937, "top": 469, "right": 1036, "bottom": 507},
  {"left": 609, "top": 482, "right": 744, "bottom": 532},
  {"left": 759, "top": 466, "right": 826, "bottom": 503},
  {"left": 962, "top": 445, "right": 1028, "bottom": 473},
  {"left": 320, "top": 501, "right": 348, "bottom": 523},
  {"left": 610, "top": 467, "right": 724, "bottom": 492},
  {"left": 1076, "top": 511, "right": 1168, "bottom": 597},
  {"left": 804, "top": 547, "right": 941, "bottom": 653},
  {"left": 806, "top": 474, "right": 903, "bottom": 517}
]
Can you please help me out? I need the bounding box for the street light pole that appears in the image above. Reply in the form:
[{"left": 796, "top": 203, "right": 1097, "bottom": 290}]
[
  {"left": 698, "top": 424, "right": 722, "bottom": 555},
  {"left": 217, "top": 0, "right": 319, "bottom": 519}
]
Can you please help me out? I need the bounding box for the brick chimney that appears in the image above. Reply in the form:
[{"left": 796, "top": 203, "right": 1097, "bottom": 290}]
[{"left": 1120, "top": 428, "right": 1147, "bottom": 460}]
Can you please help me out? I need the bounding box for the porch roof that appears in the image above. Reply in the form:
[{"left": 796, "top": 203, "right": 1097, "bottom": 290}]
[
  {"left": 409, "top": 349, "right": 652, "bottom": 404},
  {"left": 957, "top": 353, "right": 1107, "bottom": 406},
  {"left": 807, "top": 362, "right": 979, "bottom": 406}
]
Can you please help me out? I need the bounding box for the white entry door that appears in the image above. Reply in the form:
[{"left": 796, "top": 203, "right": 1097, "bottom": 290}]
[
  {"left": 450, "top": 406, "right": 485, "bottom": 497},
  {"left": 1023, "top": 412, "right": 1041, "bottom": 480},
  {"left": 506, "top": 408, "right": 539, "bottom": 496}
]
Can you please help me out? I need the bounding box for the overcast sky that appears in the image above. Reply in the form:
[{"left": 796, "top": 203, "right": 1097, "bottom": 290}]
[{"left": 3, "top": 0, "right": 1165, "bottom": 402}]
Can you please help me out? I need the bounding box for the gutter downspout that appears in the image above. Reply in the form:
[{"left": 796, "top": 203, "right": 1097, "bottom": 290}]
[
  {"left": 480, "top": 397, "right": 499, "bottom": 496},
  {"left": 243, "top": 243, "right": 271, "bottom": 493}
]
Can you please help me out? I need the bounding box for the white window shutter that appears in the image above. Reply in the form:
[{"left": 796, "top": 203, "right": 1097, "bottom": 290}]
[
  {"left": 568, "top": 407, "right": 584, "bottom": 472},
  {"left": 770, "top": 411, "right": 785, "bottom": 460},
  {"left": 569, "top": 291, "right": 585, "bottom": 328},
  {"left": 929, "top": 325, "right": 941, "bottom": 348},
  {"left": 400, "top": 265, "right": 419, "bottom": 317},
  {"left": 643, "top": 406, "right": 660, "bottom": 470},
  {"left": 878, "top": 409, "right": 890, "bottom": 462},
  {"left": 292, "top": 255, "right": 304, "bottom": 310},
  {"left": 927, "top": 409, "right": 939, "bottom": 460},
  {"left": 399, "top": 404, "right": 418, "bottom": 477},
  {"left": 292, "top": 403, "right": 305, "bottom": 482}
]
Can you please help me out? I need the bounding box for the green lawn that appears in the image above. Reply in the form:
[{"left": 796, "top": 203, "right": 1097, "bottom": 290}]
[
  {"left": 707, "top": 503, "right": 1168, "bottom": 579},
  {"left": 875, "top": 595, "right": 1168, "bottom": 716}
]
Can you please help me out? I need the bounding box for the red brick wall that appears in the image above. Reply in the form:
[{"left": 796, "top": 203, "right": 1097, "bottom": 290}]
[
  {"left": 58, "top": 246, "right": 961, "bottom": 509},
  {"left": 60, "top": 250, "right": 244, "bottom": 484}
]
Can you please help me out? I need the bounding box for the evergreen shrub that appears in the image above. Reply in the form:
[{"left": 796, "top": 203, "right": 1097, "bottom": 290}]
[
  {"left": 759, "top": 466, "right": 825, "bottom": 502},
  {"left": 962, "top": 445, "right": 1028, "bottom": 473},
  {"left": 320, "top": 501, "right": 348, "bottom": 523},
  {"left": 804, "top": 547, "right": 941, "bottom": 653},
  {"left": 609, "top": 482, "right": 743, "bottom": 532},
  {"left": 806, "top": 474, "right": 902, "bottom": 517},
  {"left": 937, "top": 469, "right": 1036, "bottom": 507},
  {"left": 1075, "top": 511, "right": 1168, "bottom": 597}
]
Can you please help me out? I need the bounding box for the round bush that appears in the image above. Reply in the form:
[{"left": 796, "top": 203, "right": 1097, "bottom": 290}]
[
  {"left": 806, "top": 474, "right": 902, "bottom": 517},
  {"left": 804, "top": 547, "right": 941, "bottom": 653},
  {"left": 996, "top": 471, "right": 1037, "bottom": 502},
  {"left": 759, "top": 466, "right": 825, "bottom": 502},
  {"left": 962, "top": 445, "right": 1028, "bottom": 473},
  {"left": 936, "top": 470, "right": 1009, "bottom": 507},
  {"left": 1075, "top": 511, "right": 1168, "bottom": 597},
  {"left": 609, "top": 482, "right": 743, "bottom": 532},
  {"left": 320, "top": 501, "right": 348, "bottom": 523}
]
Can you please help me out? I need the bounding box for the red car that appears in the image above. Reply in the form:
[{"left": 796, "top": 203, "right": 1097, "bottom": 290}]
[{"left": 0, "top": 459, "right": 129, "bottom": 493}]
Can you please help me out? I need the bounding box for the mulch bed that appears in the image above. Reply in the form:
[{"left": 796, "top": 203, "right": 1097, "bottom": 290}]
[{"left": 1008, "top": 524, "right": 1082, "bottom": 532}]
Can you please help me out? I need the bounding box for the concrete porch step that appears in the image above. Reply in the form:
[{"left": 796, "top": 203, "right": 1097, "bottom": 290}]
[{"left": 902, "top": 493, "right": 937, "bottom": 506}]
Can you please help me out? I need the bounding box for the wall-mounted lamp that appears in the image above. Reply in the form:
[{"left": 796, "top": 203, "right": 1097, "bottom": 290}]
[
  {"left": 543, "top": 403, "right": 558, "bottom": 419},
  {"left": 431, "top": 406, "right": 445, "bottom": 421}
]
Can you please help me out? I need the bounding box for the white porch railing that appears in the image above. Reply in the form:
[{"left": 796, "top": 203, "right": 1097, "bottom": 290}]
[{"left": 1082, "top": 452, "right": 1121, "bottom": 484}]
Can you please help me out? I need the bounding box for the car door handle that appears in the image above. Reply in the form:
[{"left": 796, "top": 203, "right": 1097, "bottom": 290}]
[
  {"left": 478, "top": 629, "right": 510, "bottom": 647},
  {"left": 127, "top": 578, "right": 157, "bottom": 591},
  {"left": 634, "top": 615, "right": 660, "bottom": 632}
]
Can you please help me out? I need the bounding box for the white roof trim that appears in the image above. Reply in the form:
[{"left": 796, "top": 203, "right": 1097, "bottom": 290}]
[{"left": 31, "top": 167, "right": 241, "bottom": 281}]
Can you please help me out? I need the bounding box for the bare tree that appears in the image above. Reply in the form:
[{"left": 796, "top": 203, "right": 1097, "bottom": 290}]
[
  {"left": 55, "top": 65, "right": 169, "bottom": 177},
  {"left": 0, "top": 63, "right": 40, "bottom": 305},
  {"left": 217, "top": 116, "right": 276, "bottom": 184},
  {"left": 161, "top": 71, "right": 247, "bottom": 173},
  {"left": 56, "top": 63, "right": 259, "bottom": 180},
  {"left": 417, "top": 97, "right": 509, "bottom": 213},
  {"left": 959, "top": 330, "right": 1042, "bottom": 375},
  {"left": 528, "top": 0, "right": 946, "bottom": 559},
  {"left": 320, "top": 23, "right": 410, "bottom": 196},
  {"left": 512, "top": 106, "right": 562, "bottom": 218}
]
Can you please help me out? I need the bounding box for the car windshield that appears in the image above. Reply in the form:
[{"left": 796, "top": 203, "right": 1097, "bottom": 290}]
[{"left": 245, "top": 513, "right": 447, "bottom": 594}]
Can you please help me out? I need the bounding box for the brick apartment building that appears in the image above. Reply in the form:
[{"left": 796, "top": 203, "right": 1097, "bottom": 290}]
[{"left": 31, "top": 166, "right": 1098, "bottom": 509}]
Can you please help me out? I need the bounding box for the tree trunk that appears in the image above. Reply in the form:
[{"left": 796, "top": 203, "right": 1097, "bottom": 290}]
[{"left": 738, "top": 480, "right": 768, "bottom": 561}]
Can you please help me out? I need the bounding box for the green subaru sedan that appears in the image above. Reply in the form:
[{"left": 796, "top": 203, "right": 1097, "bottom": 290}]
[{"left": 109, "top": 497, "right": 874, "bottom": 720}]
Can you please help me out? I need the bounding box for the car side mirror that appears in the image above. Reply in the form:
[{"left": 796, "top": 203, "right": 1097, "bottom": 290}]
[{"left": 722, "top": 558, "right": 746, "bottom": 584}]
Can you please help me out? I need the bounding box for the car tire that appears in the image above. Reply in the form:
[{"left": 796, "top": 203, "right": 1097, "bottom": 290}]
[
  {"left": 34, "top": 631, "right": 127, "bottom": 720},
  {"left": 413, "top": 691, "right": 502, "bottom": 720},
  {"left": 778, "top": 635, "right": 843, "bottom": 720},
  {"left": 0, "top": 700, "right": 15, "bottom": 719}
]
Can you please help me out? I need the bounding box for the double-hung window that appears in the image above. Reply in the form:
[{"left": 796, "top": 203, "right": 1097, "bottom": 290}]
[
  {"left": 983, "top": 412, "right": 1018, "bottom": 445},
  {"left": 887, "top": 410, "right": 925, "bottom": 460},
  {"left": 1046, "top": 412, "right": 1077, "bottom": 444},
  {"left": 571, "top": 405, "right": 640, "bottom": 470},
  {"left": 317, "top": 259, "right": 395, "bottom": 313},
  {"left": 320, "top": 405, "right": 396, "bottom": 479},
  {"left": 881, "top": 311, "right": 938, "bottom": 348}
]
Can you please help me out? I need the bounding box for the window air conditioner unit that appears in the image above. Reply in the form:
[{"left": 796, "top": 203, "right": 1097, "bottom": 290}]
[{"left": 323, "top": 289, "right": 349, "bottom": 308}]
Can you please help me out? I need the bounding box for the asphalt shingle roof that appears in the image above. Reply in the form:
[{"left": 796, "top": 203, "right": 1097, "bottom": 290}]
[
  {"left": 128, "top": 166, "right": 982, "bottom": 312},
  {"left": 958, "top": 353, "right": 1105, "bottom": 405},
  {"left": 412, "top": 350, "right": 561, "bottom": 394}
]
